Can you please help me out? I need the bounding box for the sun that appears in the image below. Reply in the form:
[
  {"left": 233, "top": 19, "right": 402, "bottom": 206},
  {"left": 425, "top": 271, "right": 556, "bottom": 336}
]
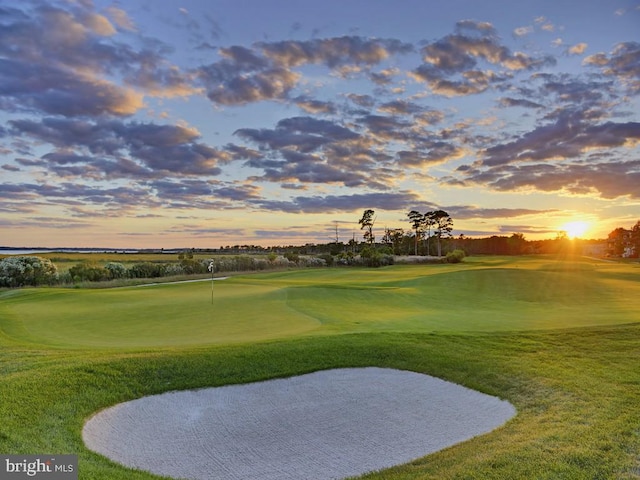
[{"left": 560, "top": 220, "right": 590, "bottom": 239}]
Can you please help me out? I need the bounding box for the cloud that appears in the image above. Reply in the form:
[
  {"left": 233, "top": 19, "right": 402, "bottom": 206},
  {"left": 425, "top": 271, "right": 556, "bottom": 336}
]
[
  {"left": 294, "top": 96, "right": 337, "bottom": 114},
  {"left": 446, "top": 205, "right": 556, "bottom": 219},
  {"left": 584, "top": 42, "right": 640, "bottom": 93},
  {"left": 104, "top": 6, "right": 136, "bottom": 31},
  {"left": 411, "top": 21, "right": 555, "bottom": 96},
  {"left": 457, "top": 158, "right": 640, "bottom": 200},
  {"left": 235, "top": 116, "right": 359, "bottom": 153},
  {"left": 196, "top": 36, "right": 413, "bottom": 106},
  {"left": 346, "top": 93, "right": 375, "bottom": 108},
  {"left": 254, "top": 191, "right": 420, "bottom": 213},
  {"left": 10, "top": 118, "right": 227, "bottom": 178},
  {"left": 358, "top": 114, "right": 412, "bottom": 141},
  {"left": 1, "top": 5, "right": 637, "bottom": 243},
  {"left": 378, "top": 100, "right": 424, "bottom": 116},
  {"left": 0, "top": 59, "right": 144, "bottom": 116},
  {"left": 0, "top": 2, "right": 199, "bottom": 118},
  {"left": 568, "top": 43, "right": 588, "bottom": 55},
  {"left": 396, "top": 142, "right": 464, "bottom": 166},
  {"left": 498, "top": 97, "right": 544, "bottom": 109},
  {"left": 479, "top": 115, "right": 640, "bottom": 167},
  {"left": 256, "top": 36, "right": 413, "bottom": 69},
  {"left": 212, "top": 184, "right": 262, "bottom": 201},
  {"left": 513, "top": 26, "right": 534, "bottom": 37},
  {"left": 497, "top": 225, "right": 559, "bottom": 235},
  {"left": 0, "top": 181, "right": 149, "bottom": 212},
  {"left": 204, "top": 67, "right": 300, "bottom": 105}
]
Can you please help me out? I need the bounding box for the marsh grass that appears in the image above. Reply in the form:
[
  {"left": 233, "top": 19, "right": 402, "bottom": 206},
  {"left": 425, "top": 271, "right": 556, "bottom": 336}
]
[{"left": 0, "top": 255, "right": 639, "bottom": 479}]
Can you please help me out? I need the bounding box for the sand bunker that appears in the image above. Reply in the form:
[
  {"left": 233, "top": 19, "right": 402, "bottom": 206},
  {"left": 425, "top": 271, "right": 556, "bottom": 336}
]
[{"left": 83, "top": 367, "right": 515, "bottom": 480}]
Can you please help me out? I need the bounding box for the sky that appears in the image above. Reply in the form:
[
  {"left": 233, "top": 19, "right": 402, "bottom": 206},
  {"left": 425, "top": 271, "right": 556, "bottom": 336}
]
[{"left": 1, "top": 0, "right": 639, "bottom": 249}]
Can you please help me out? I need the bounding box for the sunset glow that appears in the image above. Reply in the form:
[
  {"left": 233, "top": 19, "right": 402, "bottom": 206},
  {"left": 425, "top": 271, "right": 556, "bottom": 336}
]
[
  {"left": 0, "top": 1, "right": 639, "bottom": 248},
  {"left": 560, "top": 221, "right": 591, "bottom": 239}
]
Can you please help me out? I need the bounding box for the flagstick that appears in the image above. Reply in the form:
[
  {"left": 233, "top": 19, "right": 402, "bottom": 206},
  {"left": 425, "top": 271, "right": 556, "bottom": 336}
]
[{"left": 208, "top": 261, "right": 214, "bottom": 305}]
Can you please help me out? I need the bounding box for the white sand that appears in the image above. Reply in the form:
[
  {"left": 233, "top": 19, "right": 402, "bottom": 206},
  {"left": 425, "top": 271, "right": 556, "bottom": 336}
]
[{"left": 83, "top": 367, "right": 516, "bottom": 480}]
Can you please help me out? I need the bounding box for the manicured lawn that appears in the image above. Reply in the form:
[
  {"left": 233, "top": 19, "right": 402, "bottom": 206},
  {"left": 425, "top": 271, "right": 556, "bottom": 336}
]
[{"left": 0, "top": 255, "right": 639, "bottom": 479}]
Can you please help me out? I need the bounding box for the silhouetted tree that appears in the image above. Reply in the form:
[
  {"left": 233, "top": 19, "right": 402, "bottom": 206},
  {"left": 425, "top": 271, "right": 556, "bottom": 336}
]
[
  {"left": 507, "top": 233, "right": 527, "bottom": 255},
  {"left": 424, "top": 211, "right": 436, "bottom": 256},
  {"left": 607, "top": 227, "right": 629, "bottom": 256},
  {"left": 631, "top": 221, "right": 640, "bottom": 258},
  {"left": 407, "top": 210, "right": 423, "bottom": 255},
  {"left": 432, "top": 210, "right": 453, "bottom": 256},
  {"left": 384, "top": 227, "right": 405, "bottom": 255},
  {"left": 359, "top": 209, "right": 376, "bottom": 245}
]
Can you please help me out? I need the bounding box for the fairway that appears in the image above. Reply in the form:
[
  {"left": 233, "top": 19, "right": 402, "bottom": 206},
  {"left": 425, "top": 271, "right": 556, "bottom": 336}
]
[
  {"left": 1, "top": 256, "right": 639, "bottom": 347},
  {"left": 1, "top": 255, "right": 639, "bottom": 480}
]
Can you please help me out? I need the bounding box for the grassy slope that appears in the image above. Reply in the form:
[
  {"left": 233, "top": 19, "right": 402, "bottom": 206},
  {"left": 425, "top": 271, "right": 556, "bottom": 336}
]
[
  {"left": 0, "top": 255, "right": 639, "bottom": 479},
  {"left": 3, "top": 256, "right": 639, "bottom": 347}
]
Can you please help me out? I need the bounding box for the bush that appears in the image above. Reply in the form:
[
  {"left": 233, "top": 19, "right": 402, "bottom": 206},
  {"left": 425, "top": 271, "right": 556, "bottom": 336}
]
[
  {"left": 317, "top": 254, "right": 334, "bottom": 267},
  {"left": 300, "top": 256, "right": 327, "bottom": 267},
  {"left": 284, "top": 252, "right": 299, "bottom": 264},
  {"left": 128, "top": 262, "right": 166, "bottom": 278},
  {"left": 69, "top": 263, "right": 109, "bottom": 282},
  {"left": 446, "top": 249, "right": 466, "bottom": 263},
  {"left": 0, "top": 256, "right": 58, "bottom": 287},
  {"left": 336, "top": 251, "right": 356, "bottom": 265},
  {"left": 359, "top": 247, "right": 394, "bottom": 267},
  {"left": 104, "top": 262, "right": 127, "bottom": 279}
]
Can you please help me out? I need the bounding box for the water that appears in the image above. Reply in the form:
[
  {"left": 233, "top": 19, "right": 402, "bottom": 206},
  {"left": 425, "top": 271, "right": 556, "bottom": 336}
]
[{"left": 0, "top": 248, "right": 138, "bottom": 255}]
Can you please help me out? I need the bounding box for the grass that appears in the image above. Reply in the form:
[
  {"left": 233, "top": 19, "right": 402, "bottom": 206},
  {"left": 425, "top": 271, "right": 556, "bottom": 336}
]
[{"left": 1, "top": 255, "right": 639, "bottom": 479}]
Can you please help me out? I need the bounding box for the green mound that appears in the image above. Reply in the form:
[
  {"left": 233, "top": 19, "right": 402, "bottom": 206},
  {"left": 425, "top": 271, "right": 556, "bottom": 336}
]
[
  {"left": 1, "top": 257, "right": 638, "bottom": 347},
  {"left": 286, "top": 266, "right": 638, "bottom": 332}
]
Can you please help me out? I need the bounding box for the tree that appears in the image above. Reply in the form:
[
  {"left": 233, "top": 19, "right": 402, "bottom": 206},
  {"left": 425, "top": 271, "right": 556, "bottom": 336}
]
[
  {"left": 607, "top": 227, "right": 629, "bottom": 256},
  {"left": 390, "top": 228, "right": 405, "bottom": 255},
  {"left": 631, "top": 221, "right": 640, "bottom": 258},
  {"left": 423, "top": 211, "right": 436, "bottom": 256},
  {"left": 432, "top": 210, "right": 453, "bottom": 256},
  {"left": 407, "top": 210, "right": 423, "bottom": 255},
  {"left": 359, "top": 209, "right": 376, "bottom": 245},
  {"left": 507, "top": 233, "right": 527, "bottom": 255},
  {"left": 383, "top": 227, "right": 404, "bottom": 255}
]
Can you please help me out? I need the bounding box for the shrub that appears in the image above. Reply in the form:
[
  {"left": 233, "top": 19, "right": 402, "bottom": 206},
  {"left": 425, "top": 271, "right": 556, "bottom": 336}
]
[
  {"left": 69, "top": 263, "right": 109, "bottom": 282},
  {"left": 358, "top": 247, "right": 394, "bottom": 267},
  {"left": 128, "top": 262, "right": 166, "bottom": 278},
  {"left": 317, "top": 254, "right": 334, "bottom": 267},
  {"left": 104, "top": 262, "right": 127, "bottom": 279},
  {"left": 163, "top": 263, "right": 185, "bottom": 276},
  {"left": 446, "top": 249, "right": 466, "bottom": 263},
  {"left": 284, "top": 252, "right": 299, "bottom": 264},
  {"left": 0, "top": 256, "right": 58, "bottom": 287},
  {"left": 300, "top": 256, "right": 327, "bottom": 267},
  {"left": 336, "top": 251, "right": 356, "bottom": 265}
]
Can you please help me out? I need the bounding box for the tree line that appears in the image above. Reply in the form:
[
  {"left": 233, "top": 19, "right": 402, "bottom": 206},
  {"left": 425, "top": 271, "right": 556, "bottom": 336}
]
[
  {"left": 5, "top": 216, "right": 634, "bottom": 288},
  {"left": 356, "top": 208, "right": 455, "bottom": 257},
  {"left": 607, "top": 220, "right": 640, "bottom": 258}
]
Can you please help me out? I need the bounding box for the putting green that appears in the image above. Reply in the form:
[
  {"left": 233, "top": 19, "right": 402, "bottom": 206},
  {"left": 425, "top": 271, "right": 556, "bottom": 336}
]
[
  {"left": 1, "top": 256, "right": 638, "bottom": 348},
  {"left": 0, "top": 281, "right": 320, "bottom": 347}
]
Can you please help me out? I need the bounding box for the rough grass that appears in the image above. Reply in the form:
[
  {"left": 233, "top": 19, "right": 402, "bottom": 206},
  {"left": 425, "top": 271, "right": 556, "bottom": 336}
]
[{"left": 0, "top": 255, "right": 639, "bottom": 479}]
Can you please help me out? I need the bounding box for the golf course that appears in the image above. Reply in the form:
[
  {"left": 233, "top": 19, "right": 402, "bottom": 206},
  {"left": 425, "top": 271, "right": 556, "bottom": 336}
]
[{"left": 1, "top": 254, "right": 639, "bottom": 478}]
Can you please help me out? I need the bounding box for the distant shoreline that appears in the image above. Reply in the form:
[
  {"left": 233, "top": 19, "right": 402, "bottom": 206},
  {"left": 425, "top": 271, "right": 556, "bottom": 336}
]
[
  {"left": 0, "top": 248, "right": 140, "bottom": 255},
  {"left": 0, "top": 247, "right": 196, "bottom": 255}
]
